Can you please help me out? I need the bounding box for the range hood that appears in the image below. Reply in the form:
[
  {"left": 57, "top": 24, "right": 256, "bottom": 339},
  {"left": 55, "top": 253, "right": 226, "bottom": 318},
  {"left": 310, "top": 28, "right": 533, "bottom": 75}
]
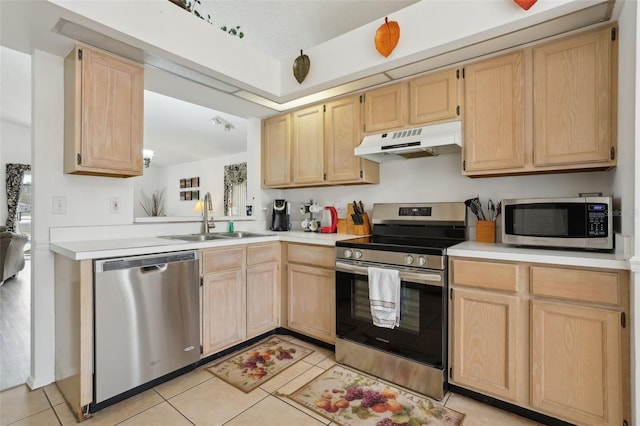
[{"left": 355, "top": 121, "right": 462, "bottom": 163}]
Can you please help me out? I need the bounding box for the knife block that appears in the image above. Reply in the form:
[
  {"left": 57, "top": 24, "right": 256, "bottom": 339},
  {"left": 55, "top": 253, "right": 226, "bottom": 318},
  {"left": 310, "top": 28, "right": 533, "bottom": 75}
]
[{"left": 346, "top": 204, "right": 372, "bottom": 235}]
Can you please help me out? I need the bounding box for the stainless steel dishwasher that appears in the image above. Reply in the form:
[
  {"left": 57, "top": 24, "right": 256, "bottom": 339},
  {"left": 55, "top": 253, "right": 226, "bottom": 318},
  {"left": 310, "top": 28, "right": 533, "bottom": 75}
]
[{"left": 94, "top": 250, "right": 199, "bottom": 404}]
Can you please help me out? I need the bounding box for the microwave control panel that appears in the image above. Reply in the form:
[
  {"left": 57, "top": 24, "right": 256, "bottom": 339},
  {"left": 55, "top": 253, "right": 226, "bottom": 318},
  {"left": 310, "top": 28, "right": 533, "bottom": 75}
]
[{"left": 587, "top": 203, "right": 608, "bottom": 237}]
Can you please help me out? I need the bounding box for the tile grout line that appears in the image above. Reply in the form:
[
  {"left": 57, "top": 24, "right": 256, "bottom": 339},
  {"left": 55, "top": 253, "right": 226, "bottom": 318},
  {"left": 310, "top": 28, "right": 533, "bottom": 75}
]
[{"left": 219, "top": 389, "right": 271, "bottom": 425}]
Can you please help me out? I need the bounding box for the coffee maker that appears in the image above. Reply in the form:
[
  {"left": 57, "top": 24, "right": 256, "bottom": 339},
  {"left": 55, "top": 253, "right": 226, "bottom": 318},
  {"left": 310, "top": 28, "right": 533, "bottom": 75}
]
[{"left": 270, "top": 199, "right": 291, "bottom": 231}]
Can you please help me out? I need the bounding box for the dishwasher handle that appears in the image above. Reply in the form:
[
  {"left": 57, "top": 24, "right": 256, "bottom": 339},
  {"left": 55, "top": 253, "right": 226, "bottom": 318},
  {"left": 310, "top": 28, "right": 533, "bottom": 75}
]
[
  {"left": 141, "top": 264, "right": 168, "bottom": 274},
  {"left": 95, "top": 250, "right": 198, "bottom": 273}
]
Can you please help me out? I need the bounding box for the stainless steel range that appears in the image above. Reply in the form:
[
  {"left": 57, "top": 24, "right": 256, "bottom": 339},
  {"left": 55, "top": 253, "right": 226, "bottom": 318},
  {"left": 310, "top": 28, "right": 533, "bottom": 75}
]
[{"left": 335, "top": 202, "right": 467, "bottom": 400}]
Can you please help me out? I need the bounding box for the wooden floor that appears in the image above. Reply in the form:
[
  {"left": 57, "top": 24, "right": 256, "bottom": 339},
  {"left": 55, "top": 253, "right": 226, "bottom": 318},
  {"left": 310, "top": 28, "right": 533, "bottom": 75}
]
[{"left": 0, "top": 260, "right": 30, "bottom": 391}]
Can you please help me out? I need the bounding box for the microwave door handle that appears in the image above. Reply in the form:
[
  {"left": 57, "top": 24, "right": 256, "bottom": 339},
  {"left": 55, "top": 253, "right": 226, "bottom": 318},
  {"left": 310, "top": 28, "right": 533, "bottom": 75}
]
[{"left": 335, "top": 262, "right": 443, "bottom": 287}]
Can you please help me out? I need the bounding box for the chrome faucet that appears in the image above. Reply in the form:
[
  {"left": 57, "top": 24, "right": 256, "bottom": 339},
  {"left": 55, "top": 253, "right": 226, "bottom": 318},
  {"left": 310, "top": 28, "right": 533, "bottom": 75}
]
[{"left": 202, "top": 192, "right": 215, "bottom": 233}]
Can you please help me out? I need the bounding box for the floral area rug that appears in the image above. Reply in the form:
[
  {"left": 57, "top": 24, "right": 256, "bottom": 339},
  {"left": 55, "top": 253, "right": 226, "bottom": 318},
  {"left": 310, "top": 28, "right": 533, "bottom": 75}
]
[
  {"left": 206, "top": 337, "right": 313, "bottom": 393},
  {"left": 287, "top": 364, "right": 465, "bottom": 426}
]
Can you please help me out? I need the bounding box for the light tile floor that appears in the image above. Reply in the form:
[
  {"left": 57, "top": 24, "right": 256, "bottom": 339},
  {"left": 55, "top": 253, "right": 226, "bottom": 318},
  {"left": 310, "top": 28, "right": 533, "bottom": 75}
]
[{"left": 0, "top": 335, "right": 544, "bottom": 426}]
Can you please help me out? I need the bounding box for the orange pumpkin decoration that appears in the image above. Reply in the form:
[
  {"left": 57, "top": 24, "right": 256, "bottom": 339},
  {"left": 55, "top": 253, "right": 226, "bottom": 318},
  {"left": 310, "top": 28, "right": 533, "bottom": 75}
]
[{"left": 374, "top": 17, "right": 400, "bottom": 57}]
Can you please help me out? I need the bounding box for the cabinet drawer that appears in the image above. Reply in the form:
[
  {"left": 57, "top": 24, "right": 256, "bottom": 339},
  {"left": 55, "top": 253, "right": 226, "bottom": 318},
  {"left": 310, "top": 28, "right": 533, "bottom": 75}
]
[
  {"left": 201, "top": 246, "right": 245, "bottom": 274},
  {"left": 247, "top": 242, "right": 280, "bottom": 266},
  {"left": 451, "top": 258, "right": 518, "bottom": 292},
  {"left": 287, "top": 244, "right": 334, "bottom": 269},
  {"left": 530, "top": 266, "right": 621, "bottom": 306}
]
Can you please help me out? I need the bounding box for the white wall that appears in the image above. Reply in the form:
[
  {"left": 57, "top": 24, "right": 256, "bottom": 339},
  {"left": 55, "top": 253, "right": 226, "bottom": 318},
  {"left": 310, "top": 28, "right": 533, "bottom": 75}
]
[
  {"left": 29, "top": 49, "right": 138, "bottom": 388},
  {"left": 275, "top": 155, "right": 621, "bottom": 235},
  {"left": 133, "top": 152, "right": 248, "bottom": 218},
  {"left": 0, "top": 119, "right": 31, "bottom": 224}
]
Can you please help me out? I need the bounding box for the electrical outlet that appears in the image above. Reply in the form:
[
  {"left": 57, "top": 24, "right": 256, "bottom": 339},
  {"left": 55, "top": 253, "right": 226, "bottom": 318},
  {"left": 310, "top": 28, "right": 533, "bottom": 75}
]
[
  {"left": 52, "top": 196, "right": 66, "bottom": 214},
  {"left": 110, "top": 197, "right": 121, "bottom": 214}
]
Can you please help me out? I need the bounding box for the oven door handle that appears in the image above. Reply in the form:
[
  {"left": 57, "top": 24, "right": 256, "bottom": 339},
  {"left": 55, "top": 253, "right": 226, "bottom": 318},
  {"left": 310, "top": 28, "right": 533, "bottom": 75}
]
[{"left": 335, "top": 262, "right": 443, "bottom": 287}]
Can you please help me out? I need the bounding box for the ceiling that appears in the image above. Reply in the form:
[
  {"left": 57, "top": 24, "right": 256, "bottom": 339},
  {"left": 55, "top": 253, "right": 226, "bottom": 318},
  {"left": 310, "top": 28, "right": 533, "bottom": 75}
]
[{"left": 0, "top": 0, "right": 417, "bottom": 167}]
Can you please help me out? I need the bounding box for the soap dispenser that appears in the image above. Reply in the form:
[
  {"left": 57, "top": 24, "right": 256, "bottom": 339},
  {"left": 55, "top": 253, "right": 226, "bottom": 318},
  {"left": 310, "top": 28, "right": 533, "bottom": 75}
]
[{"left": 228, "top": 221, "right": 234, "bottom": 233}]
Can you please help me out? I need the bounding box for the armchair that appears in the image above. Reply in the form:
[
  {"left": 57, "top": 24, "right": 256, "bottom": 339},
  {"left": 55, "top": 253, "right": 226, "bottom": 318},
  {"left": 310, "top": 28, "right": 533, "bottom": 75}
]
[{"left": 0, "top": 226, "right": 28, "bottom": 284}]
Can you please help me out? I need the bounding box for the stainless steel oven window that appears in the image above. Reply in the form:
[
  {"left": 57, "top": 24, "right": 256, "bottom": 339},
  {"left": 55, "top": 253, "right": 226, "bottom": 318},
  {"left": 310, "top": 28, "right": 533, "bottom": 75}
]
[{"left": 352, "top": 278, "right": 420, "bottom": 333}]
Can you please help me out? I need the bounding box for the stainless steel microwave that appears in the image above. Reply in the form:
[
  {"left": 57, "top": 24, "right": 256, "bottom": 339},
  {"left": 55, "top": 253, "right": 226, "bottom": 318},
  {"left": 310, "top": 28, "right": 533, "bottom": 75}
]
[{"left": 501, "top": 197, "right": 613, "bottom": 250}]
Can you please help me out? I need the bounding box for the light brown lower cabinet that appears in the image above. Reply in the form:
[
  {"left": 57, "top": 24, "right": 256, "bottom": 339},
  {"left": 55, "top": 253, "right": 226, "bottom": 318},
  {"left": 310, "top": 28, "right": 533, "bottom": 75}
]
[
  {"left": 201, "top": 242, "right": 281, "bottom": 355},
  {"left": 285, "top": 243, "right": 336, "bottom": 344},
  {"left": 246, "top": 242, "right": 281, "bottom": 338},
  {"left": 450, "top": 288, "right": 524, "bottom": 402},
  {"left": 449, "top": 257, "right": 629, "bottom": 426},
  {"left": 201, "top": 246, "right": 246, "bottom": 356}
]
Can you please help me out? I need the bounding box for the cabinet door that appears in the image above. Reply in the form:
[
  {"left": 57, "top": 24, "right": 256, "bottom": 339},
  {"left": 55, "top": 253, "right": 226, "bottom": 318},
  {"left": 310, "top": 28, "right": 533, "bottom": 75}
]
[
  {"left": 246, "top": 261, "right": 279, "bottom": 338},
  {"left": 533, "top": 26, "right": 615, "bottom": 167},
  {"left": 451, "top": 287, "right": 523, "bottom": 402},
  {"left": 262, "top": 114, "right": 292, "bottom": 187},
  {"left": 65, "top": 46, "right": 143, "bottom": 177},
  {"left": 292, "top": 105, "right": 325, "bottom": 185},
  {"left": 202, "top": 270, "right": 246, "bottom": 355},
  {"left": 409, "top": 68, "right": 460, "bottom": 125},
  {"left": 287, "top": 264, "right": 335, "bottom": 344},
  {"left": 325, "top": 96, "right": 365, "bottom": 183},
  {"left": 531, "top": 300, "right": 622, "bottom": 426},
  {"left": 363, "top": 83, "right": 407, "bottom": 133},
  {"left": 463, "top": 52, "right": 525, "bottom": 173}
]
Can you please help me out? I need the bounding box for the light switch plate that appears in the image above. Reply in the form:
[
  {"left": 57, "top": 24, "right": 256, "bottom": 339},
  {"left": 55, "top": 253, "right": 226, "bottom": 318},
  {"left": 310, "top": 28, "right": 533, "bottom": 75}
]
[
  {"left": 52, "top": 196, "right": 66, "bottom": 214},
  {"left": 110, "top": 197, "right": 121, "bottom": 214}
]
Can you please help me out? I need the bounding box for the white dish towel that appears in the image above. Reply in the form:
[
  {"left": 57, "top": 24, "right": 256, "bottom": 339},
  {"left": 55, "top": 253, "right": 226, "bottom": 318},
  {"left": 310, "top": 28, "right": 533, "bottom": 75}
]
[{"left": 368, "top": 266, "right": 401, "bottom": 329}]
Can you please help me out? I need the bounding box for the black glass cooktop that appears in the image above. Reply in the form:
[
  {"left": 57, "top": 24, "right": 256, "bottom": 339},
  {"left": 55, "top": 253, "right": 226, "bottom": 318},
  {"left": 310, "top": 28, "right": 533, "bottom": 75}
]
[{"left": 336, "top": 235, "right": 462, "bottom": 256}]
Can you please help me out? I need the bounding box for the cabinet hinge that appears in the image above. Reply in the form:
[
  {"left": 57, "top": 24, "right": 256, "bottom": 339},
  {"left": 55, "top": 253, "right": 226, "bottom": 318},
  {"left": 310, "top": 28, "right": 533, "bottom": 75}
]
[
  {"left": 323, "top": 105, "right": 326, "bottom": 112},
  {"left": 449, "top": 288, "right": 454, "bottom": 300},
  {"left": 449, "top": 367, "right": 453, "bottom": 379},
  {"left": 462, "top": 160, "right": 466, "bottom": 171},
  {"left": 360, "top": 94, "right": 365, "bottom": 103},
  {"left": 611, "top": 27, "right": 617, "bottom": 41},
  {"left": 200, "top": 277, "right": 203, "bottom": 287},
  {"left": 462, "top": 68, "right": 465, "bottom": 78},
  {"left": 76, "top": 153, "right": 81, "bottom": 165},
  {"left": 360, "top": 170, "right": 363, "bottom": 178},
  {"left": 456, "top": 69, "right": 460, "bottom": 79},
  {"left": 456, "top": 105, "right": 460, "bottom": 116},
  {"left": 200, "top": 345, "right": 203, "bottom": 355},
  {"left": 623, "top": 419, "right": 628, "bottom": 426},
  {"left": 323, "top": 173, "right": 327, "bottom": 181},
  {"left": 78, "top": 49, "right": 83, "bottom": 60},
  {"left": 610, "top": 147, "right": 615, "bottom": 160},
  {"left": 621, "top": 312, "right": 626, "bottom": 328}
]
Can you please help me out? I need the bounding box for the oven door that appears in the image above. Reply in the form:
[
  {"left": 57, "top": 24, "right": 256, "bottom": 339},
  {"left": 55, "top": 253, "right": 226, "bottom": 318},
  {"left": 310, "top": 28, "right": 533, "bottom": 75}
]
[{"left": 335, "top": 261, "right": 445, "bottom": 368}]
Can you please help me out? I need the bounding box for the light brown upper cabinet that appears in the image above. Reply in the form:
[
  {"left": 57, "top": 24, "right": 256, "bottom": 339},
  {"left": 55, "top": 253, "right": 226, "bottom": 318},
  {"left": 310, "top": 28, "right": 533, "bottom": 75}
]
[
  {"left": 325, "top": 96, "right": 379, "bottom": 183},
  {"left": 64, "top": 45, "right": 144, "bottom": 177},
  {"left": 533, "top": 25, "right": 617, "bottom": 168},
  {"left": 463, "top": 51, "right": 526, "bottom": 174},
  {"left": 463, "top": 24, "right": 617, "bottom": 177},
  {"left": 409, "top": 68, "right": 461, "bottom": 125},
  {"left": 261, "top": 95, "right": 379, "bottom": 189},
  {"left": 362, "top": 83, "right": 408, "bottom": 133},
  {"left": 262, "top": 114, "right": 292, "bottom": 187},
  {"left": 292, "top": 104, "right": 325, "bottom": 185}
]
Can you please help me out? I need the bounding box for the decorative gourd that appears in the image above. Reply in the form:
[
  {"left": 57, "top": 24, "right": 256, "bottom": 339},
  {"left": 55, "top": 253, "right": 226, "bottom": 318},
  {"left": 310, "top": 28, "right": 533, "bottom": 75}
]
[
  {"left": 513, "top": 0, "right": 537, "bottom": 10},
  {"left": 293, "top": 50, "right": 310, "bottom": 84},
  {"left": 374, "top": 17, "right": 400, "bottom": 57}
]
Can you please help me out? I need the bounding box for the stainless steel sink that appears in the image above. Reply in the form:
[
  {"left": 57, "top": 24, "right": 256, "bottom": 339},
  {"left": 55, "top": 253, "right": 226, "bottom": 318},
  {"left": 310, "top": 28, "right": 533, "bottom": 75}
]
[
  {"left": 161, "top": 231, "right": 273, "bottom": 242},
  {"left": 162, "top": 233, "right": 232, "bottom": 242},
  {"left": 213, "top": 231, "right": 274, "bottom": 239}
]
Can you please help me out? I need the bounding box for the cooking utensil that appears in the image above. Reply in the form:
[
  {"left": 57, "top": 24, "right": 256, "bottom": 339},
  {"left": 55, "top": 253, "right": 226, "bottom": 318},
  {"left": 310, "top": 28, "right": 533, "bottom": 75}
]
[
  {"left": 472, "top": 197, "right": 486, "bottom": 220},
  {"left": 488, "top": 199, "right": 496, "bottom": 221},
  {"left": 464, "top": 198, "right": 481, "bottom": 220}
]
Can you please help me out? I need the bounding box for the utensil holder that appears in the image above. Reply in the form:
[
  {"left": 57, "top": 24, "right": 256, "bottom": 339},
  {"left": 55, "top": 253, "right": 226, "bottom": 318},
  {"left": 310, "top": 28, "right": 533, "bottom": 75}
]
[
  {"left": 476, "top": 220, "right": 496, "bottom": 243},
  {"left": 346, "top": 204, "right": 372, "bottom": 235}
]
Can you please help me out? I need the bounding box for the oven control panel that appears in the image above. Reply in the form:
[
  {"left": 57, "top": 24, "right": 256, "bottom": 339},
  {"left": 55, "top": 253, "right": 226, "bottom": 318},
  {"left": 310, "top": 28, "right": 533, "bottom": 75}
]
[
  {"left": 398, "top": 207, "right": 432, "bottom": 217},
  {"left": 336, "top": 247, "right": 443, "bottom": 270}
]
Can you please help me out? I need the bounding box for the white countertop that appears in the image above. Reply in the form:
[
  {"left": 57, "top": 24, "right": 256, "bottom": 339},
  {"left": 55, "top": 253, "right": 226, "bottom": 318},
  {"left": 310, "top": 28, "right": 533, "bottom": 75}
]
[
  {"left": 50, "top": 231, "right": 362, "bottom": 260},
  {"left": 448, "top": 241, "right": 630, "bottom": 270}
]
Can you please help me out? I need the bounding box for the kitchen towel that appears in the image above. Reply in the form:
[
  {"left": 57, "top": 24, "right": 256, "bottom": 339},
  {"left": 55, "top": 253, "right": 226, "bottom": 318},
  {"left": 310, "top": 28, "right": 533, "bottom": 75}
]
[{"left": 368, "top": 266, "right": 401, "bottom": 329}]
